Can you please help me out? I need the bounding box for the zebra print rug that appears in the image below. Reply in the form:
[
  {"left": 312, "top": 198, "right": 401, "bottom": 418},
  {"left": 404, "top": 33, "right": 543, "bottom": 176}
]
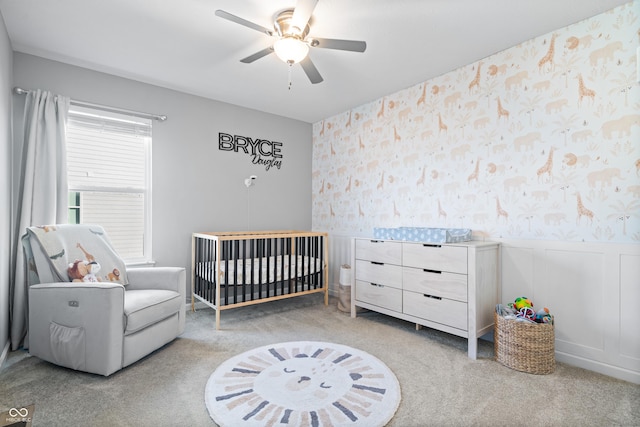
[{"left": 205, "top": 341, "right": 401, "bottom": 426}]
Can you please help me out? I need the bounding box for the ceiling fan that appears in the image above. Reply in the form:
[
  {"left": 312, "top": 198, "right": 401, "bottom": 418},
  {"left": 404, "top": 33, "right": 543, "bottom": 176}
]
[{"left": 215, "top": 0, "right": 367, "bottom": 85}]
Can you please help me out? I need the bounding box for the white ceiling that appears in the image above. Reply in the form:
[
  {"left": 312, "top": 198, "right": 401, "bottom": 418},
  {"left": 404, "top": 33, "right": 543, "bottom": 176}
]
[{"left": 0, "top": 0, "right": 631, "bottom": 123}]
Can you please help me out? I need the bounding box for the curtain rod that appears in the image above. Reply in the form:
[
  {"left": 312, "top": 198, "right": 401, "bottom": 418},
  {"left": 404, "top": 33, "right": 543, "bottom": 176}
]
[{"left": 13, "top": 87, "right": 167, "bottom": 122}]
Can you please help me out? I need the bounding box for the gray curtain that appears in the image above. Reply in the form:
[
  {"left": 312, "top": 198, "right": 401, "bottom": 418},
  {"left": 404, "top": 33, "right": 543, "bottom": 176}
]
[{"left": 10, "top": 89, "right": 70, "bottom": 350}]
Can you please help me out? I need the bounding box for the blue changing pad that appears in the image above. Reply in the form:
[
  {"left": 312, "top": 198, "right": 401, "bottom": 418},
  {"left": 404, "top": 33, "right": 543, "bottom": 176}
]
[{"left": 373, "top": 227, "right": 472, "bottom": 243}]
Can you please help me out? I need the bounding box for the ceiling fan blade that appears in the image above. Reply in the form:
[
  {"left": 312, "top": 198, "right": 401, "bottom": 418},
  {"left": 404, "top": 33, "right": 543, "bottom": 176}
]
[
  {"left": 291, "top": 0, "right": 319, "bottom": 32},
  {"left": 215, "top": 10, "right": 273, "bottom": 36},
  {"left": 311, "top": 38, "right": 367, "bottom": 52},
  {"left": 300, "top": 56, "right": 323, "bottom": 84},
  {"left": 240, "top": 47, "right": 274, "bottom": 63}
]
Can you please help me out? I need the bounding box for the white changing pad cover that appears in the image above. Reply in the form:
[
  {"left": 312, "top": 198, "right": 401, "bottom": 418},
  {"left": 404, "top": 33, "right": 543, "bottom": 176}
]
[{"left": 197, "top": 255, "right": 322, "bottom": 285}]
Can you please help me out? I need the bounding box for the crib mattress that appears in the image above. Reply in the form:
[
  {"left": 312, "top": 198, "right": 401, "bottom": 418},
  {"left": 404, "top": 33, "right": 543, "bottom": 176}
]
[{"left": 196, "top": 255, "right": 322, "bottom": 285}]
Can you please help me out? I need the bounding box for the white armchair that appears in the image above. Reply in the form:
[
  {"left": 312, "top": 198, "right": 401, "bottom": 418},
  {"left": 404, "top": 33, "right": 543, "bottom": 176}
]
[{"left": 23, "top": 224, "right": 185, "bottom": 376}]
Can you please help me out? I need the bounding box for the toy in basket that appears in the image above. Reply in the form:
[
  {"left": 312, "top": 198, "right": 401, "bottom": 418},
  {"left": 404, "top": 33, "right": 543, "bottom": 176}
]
[
  {"left": 504, "top": 296, "right": 553, "bottom": 324},
  {"left": 495, "top": 297, "right": 555, "bottom": 374}
]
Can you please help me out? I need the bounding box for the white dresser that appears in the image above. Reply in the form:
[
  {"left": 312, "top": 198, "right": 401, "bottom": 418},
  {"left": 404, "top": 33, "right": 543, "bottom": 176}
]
[{"left": 351, "top": 238, "right": 500, "bottom": 359}]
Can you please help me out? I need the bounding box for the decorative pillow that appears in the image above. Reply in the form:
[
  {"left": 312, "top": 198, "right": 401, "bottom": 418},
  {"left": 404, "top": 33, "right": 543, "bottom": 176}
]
[{"left": 27, "top": 224, "right": 129, "bottom": 285}]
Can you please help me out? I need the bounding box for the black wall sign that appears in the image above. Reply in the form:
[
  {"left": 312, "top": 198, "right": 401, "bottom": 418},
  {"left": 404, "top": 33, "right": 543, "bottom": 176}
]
[{"left": 218, "top": 132, "right": 283, "bottom": 171}]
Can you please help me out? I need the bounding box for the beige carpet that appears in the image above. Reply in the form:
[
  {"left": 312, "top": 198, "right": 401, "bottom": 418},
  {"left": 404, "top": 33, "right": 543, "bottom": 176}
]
[{"left": 1, "top": 294, "right": 639, "bottom": 426}]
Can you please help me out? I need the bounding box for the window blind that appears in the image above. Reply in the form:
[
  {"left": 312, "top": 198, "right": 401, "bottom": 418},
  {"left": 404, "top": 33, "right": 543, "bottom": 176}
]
[
  {"left": 67, "top": 108, "right": 150, "bottom": 191},
  {"left": 66, "top": 106, "right": 152, "bottom": 261}
]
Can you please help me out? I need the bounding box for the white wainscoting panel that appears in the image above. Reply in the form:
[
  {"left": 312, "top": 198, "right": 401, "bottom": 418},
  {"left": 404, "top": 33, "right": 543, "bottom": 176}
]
[
  {"left": 500, "top": 239, "right": 639, "bottom": 384},
  {"left": 330, "top": 233, "right": 640, "bottom": 384},
  {"left": 327, "top": 234, "right": 354, "bottom": 296},
  {"left": 620, "top": 254, "right": 640, "bottom": 365}
]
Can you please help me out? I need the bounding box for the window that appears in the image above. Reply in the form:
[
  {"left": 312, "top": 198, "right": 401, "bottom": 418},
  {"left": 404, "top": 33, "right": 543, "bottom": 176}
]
[{"left": 66, "top": 106, "right": 152, "bottom": 263}]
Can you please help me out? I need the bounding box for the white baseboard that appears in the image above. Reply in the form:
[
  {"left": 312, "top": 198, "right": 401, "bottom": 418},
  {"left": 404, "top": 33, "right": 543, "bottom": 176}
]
[{"left": 556, "top": 351, "right": 640, "bottom": 385}]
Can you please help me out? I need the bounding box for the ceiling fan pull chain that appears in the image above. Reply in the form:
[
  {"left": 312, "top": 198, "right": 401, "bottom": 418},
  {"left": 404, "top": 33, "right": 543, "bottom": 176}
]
[{"left": 287, "top": 62, "right": 293, "bottom": 90}]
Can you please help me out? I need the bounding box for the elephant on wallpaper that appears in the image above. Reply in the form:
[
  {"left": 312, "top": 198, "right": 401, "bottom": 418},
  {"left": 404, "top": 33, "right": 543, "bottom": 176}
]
[
  {"left": 601, "top": 115, "right": 640, "bottom": 139},
  {"left": 587, "top": 168, "right": 622, "bottom": 189}
]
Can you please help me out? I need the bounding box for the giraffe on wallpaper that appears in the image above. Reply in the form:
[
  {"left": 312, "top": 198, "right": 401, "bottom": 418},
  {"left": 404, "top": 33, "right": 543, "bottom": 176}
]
[
  {"left": 577, "top": 74, "right": 596, "bottom": 106},
  {"left": 537, "top": 147, "right": 556, "bottom": 183},
  {"left": 417, "top": 167, "right": 426, "bottom": 186},
  {"left": 438, "top": 113, "right": 448, "bottom": 133},
  {"left": 538, "top": 33, "right": 557, "bottom": 73},
  {"left": 468, "top": 158, "right": 481, "bottom": 184},
  {"left": 496, "top": 197, "right": 509, "bottom": 222},
  {"left": 417, "top": 84, "right": 427, "bottom": 107},
  {"left": 377, "top": 172, "right": 385, "bottom": 190},
  {"left": 496, "top": 97, "right": 509, "bottom": 121},
  {"left": 393, "top": 125, "right": 401, "bottom": 142},
  {"left": 468, "top": 62, "right": 483, "bottom": 94},
  {"left": 438, "top": 199, "right": 447, "bottom": 220},
  {"left": 377, "top": 98, "right": 385, "bottom": 119},
  {"left": 576, "top": 192, "right": 594, "bottom": 225}
]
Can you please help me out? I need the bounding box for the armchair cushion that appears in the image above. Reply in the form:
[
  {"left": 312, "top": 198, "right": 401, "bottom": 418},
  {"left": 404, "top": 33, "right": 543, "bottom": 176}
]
[
  {"left": 25, "top": 224, "right": 128, "bottom": 285},
  {"left": 124, "top": 290, "right": 182, "bottom": 334}
]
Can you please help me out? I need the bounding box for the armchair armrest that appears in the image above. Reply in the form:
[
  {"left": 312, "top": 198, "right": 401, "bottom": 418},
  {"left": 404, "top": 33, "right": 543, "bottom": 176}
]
[
  {"left": 126, "top": 267, "right": 186, "bottom": 298},
  {"left": 28, "top": 282, "right": 126, "bottom": 376}
]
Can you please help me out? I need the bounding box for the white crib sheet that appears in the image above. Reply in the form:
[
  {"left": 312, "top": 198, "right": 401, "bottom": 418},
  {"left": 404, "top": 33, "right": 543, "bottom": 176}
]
[{"left": 197, "top": 255, "right": 322, "bottom": 285}]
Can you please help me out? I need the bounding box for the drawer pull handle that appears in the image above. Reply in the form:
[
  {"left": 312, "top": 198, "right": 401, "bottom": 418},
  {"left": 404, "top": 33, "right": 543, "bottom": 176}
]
[
  {"left": 423, "top": 269, "right": 442, "bottom": 274},
  {"left": 423, "top": 294, "right": 442, "bottom": 300},
  {"left": 371, "top": 261, "right": 384, "bottom": 265},
  {"left": 370, "top": 283, "right": 384, "bottom": 288},
  {"left": 423, "top": 243, "right": 442, "bottom": 248},
  {"left": 370, "top": 239, "right": 381, "bottom": 243}
]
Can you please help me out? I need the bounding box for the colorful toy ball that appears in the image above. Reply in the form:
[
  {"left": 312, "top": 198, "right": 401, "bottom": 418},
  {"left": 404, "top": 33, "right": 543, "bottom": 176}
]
[{"left": 514, "top": 297, "right": 533, "bottom": 310}]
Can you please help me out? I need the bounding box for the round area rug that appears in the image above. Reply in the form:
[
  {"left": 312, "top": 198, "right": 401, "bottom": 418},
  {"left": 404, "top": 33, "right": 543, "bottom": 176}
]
[{"left": 205, "top": 341, "right": 401, "bottom": 427}]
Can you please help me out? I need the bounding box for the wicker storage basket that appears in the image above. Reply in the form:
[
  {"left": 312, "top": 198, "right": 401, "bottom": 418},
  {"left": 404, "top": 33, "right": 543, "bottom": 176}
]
[{"left": 494, "top": 312, "right": 555, "bottom": 374}]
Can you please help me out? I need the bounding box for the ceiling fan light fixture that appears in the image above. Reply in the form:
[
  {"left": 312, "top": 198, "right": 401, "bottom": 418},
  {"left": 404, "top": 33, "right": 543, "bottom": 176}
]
[{"left": 273, "top": 36, "right": 309, "bottom": 64}]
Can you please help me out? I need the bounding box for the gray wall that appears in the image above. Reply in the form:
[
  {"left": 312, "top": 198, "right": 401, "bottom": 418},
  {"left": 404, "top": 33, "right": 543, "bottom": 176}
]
[
  {"left": 11, "top": 52, "right": 312, "bottom": 295},
  {"left": 0, "top": 12, "right": 13, "bottom": 360}
]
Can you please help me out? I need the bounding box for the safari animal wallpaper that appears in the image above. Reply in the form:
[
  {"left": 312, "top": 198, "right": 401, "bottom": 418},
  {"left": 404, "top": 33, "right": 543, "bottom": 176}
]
[{"left": 312, "top": 1, "right": 639, "bottom": 244}]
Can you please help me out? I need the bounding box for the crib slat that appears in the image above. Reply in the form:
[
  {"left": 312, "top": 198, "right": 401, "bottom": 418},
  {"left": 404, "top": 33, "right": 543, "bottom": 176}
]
[
  {"left": 250, "top": 239, "right": 255, "bottom": 301},
  {"left": 258, "top": 239, "right": 263, "bottom": 299}
]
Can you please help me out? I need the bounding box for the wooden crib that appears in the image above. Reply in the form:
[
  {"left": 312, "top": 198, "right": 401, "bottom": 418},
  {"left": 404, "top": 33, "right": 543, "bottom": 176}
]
[{"left": 191, "top": 230, "right": 328, "bottom": 329}]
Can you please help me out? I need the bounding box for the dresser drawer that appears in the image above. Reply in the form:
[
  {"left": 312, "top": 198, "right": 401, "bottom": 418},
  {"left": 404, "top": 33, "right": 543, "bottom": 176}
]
[
  {"left": 403, "top": 267, "right": 467, "bottom": 302},
  {"left": 355, "top": 239, "right": 402, "bottom": 264},
  {"left": 355, "top": 259, "right": 402, "bottom": 289},
  {"left": 403, "top": 291, "right": 468, "bottom": 331},
  {"left": 355, "top": 280, "right": 402, "bottom": 312},
  {"left": 402, "top": 243, "right": 467, "bottom": 274}
]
